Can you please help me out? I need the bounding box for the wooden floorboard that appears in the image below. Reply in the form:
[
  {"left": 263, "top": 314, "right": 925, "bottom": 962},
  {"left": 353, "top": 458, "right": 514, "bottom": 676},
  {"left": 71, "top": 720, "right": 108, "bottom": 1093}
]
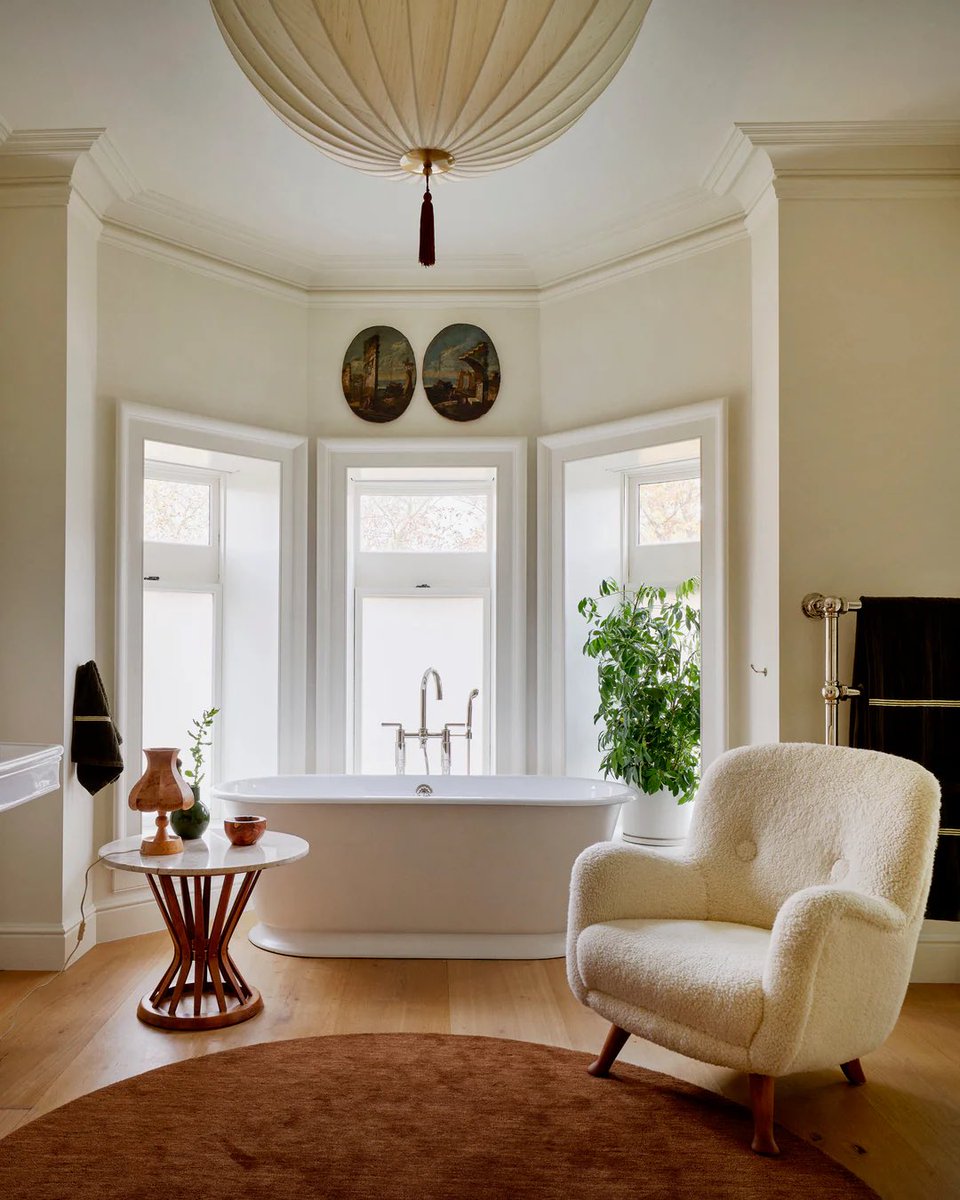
[{"left": 0, "top": 925, "right": 957, "bottom": 1199}]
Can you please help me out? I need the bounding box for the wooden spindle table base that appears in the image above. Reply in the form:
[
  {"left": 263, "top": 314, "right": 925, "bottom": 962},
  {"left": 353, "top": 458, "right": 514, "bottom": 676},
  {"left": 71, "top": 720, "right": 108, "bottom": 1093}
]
[
  {"left": 99, "top": 830, "right": 309, "bottom": 1033},
  {"left": 138, "top": 869, "right": 264, "bottom": 1030}
]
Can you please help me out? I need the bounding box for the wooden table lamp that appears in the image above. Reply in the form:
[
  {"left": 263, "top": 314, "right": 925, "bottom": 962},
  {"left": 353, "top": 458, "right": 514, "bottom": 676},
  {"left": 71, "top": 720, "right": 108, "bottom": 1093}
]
[{"left": 129, "top": 747, "right": 194, "bottom": 856}]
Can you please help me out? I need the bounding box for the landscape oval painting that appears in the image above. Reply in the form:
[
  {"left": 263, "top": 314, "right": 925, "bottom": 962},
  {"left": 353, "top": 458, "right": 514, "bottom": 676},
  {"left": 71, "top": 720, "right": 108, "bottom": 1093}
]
[
  {"left": 341, "top": 326, "right": 416, "bottom": 423},
  {"left": 424, "top": 324, "right": 501, "bottom": 422}
]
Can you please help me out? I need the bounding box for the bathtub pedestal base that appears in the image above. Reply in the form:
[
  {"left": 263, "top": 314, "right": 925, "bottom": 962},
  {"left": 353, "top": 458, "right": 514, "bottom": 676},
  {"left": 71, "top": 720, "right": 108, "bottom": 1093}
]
[{"left": 249, "top": 921, "right": 567, "bottom": 961}]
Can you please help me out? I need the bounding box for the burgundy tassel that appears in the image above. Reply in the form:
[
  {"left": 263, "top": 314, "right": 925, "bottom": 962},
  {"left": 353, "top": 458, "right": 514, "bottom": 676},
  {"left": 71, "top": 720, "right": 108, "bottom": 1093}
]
[{"left": 419, "top": 164, "right": 435, "bottom": 267}]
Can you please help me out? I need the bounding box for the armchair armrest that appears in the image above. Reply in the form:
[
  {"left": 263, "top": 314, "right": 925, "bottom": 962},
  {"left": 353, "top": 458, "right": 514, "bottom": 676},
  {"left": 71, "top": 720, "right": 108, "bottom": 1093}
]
[
  {"left": 568, "top": 842, "right": 707, "bottom": 938},
  {"left": 751, "top": 886, "right": 911, "bottom": 1075},
  {"left": 771, "top": 885, "right": 905, "bottom": 945},
  {"left": 567, "top": 842, "right": 707, "bottom": 1001}
]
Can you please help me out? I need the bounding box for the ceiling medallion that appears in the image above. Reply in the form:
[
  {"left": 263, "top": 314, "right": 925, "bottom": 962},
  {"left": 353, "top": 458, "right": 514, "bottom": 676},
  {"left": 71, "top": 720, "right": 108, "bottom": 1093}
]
[{"left": 210, "top": 0, "right": 651, "bottom": 266}]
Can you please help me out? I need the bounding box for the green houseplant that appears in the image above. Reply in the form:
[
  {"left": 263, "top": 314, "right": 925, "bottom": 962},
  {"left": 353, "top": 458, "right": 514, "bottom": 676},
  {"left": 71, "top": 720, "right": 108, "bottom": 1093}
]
[
  {"left": 171, "top": 706, "right": 219, "bottom": 841},
  {"left": 579, "top": 577, "right": 700, "bottom": 844}
]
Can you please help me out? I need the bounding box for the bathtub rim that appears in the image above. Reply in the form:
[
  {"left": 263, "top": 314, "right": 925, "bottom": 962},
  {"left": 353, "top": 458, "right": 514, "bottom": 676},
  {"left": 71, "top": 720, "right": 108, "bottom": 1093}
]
[{"left": 214, "top": 773, "right": 638, "bottom": 807}]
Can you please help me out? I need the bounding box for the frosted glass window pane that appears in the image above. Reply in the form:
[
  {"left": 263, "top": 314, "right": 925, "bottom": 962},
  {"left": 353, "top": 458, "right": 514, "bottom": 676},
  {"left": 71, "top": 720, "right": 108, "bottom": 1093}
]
[
  {"left": 359, "top": 494, "right": 487, "bottom": 552},
  {"left": 636, "top": 479, "right": 700, "bottom": 545},
  {"left": 358, "top": 596, "right": 485, "bottom": 774},
  {"left": 142, "top": 590, "right": 215, "bottom": 831},
  {"left": 144, "top": 478, "right": 211, "bottom": 545}
]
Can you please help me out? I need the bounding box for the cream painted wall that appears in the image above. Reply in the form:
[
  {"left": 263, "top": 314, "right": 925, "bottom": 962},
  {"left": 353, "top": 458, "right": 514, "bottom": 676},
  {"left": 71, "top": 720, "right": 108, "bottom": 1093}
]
[
  {"left": 777, "top": 196, "right": 960, "bottom": 743},
  {"left": 538, "top": 242, "right": 754, "bottom": 743},
  {"left": 13, "top": 180, "right": 956, "bottom": 965},
  {"left": 305, "top": 303, "right": 541, "bottom": 441},
  {"left": 0, "top": 204, "right": 69, "bottom": 939},
  {"left": 744, "top": 193, "right": 781, "bottom": 742},
  {"left": 62, "top": 199, "right": 102, "bottom": 937},
  {"left": 0, "top": 191, "right": 101, "bottom": 967},
  {"left": 97, "top": 246, "right": 543, "bottom": 786}
]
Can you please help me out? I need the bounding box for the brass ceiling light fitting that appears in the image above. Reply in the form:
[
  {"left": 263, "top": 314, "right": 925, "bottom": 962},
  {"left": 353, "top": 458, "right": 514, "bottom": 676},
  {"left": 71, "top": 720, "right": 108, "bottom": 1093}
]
[{"left": 211, "top": 0, "right": 652, "bottom": 267}]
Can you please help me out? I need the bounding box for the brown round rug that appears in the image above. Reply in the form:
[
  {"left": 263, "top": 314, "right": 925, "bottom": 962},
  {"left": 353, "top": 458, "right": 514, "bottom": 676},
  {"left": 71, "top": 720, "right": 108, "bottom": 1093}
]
[{"left": 0, "top": 1034, "right": 876, "bottom": 1199}]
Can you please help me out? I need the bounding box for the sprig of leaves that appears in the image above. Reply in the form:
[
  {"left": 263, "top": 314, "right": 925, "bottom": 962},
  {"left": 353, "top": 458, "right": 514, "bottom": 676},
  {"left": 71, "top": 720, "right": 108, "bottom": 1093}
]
[
  {"left": 578, "top": 578, "right": 700, "bottom": 803},
  {"left": 183, "top": 707, "right": 220, "bottom": 789}
]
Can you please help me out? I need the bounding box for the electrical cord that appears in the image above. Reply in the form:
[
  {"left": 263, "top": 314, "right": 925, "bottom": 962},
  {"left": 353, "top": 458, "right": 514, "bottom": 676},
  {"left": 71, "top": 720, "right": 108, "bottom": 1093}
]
[{"left": 0, "top": 852, "right": 127, "bottom": 1043}]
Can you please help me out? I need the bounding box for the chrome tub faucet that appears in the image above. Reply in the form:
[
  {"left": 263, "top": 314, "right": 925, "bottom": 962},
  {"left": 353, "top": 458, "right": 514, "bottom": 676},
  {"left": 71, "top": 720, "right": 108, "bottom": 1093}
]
[{"left": 383, "top": 671, "right": 479, "bottom": 776}]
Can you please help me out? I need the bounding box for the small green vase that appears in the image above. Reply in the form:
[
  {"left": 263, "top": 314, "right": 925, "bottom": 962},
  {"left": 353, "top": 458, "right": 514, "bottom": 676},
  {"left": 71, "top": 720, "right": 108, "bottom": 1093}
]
[{"left": 171, "top": 785, "right": 210, "bottom": 840}]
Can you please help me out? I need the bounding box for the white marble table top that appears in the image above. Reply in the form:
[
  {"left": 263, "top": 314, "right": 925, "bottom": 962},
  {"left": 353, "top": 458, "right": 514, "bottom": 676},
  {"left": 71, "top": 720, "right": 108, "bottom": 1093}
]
[{"left": 98, "top": 829, "right": 309, "bottom": 876}]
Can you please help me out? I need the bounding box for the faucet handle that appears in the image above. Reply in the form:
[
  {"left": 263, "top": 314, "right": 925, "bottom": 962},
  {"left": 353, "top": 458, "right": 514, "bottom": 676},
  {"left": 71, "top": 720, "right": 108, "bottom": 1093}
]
[{"left": 381, "top": 722, "right": 403, "bottom": 728}]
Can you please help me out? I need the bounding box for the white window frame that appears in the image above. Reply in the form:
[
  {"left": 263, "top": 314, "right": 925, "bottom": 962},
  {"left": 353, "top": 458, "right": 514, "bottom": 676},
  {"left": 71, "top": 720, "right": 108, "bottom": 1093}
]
[
  {"left": 142, "top": 460, "right": 223, "bottom": 584},
  {"left": 318, "top": 438, "right": 527, "bottom": 774},
  {"left": 353, "top": 586, "right": 494, "bottom": 774},
  {"left": 116, "top": 404, "right": 309, "bottom": 862},
  {"left": 537, "top": 399, "right": 728, "bottom": 775}
]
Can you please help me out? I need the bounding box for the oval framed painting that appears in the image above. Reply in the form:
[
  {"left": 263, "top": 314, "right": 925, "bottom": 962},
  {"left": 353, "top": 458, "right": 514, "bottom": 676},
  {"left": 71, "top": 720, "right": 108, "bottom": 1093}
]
[
  {"left": 341, "top": 326, "right": 416, "bottom": 423},
  {"left": 423, "top": 324, "right": 500, "bottom": 422}
]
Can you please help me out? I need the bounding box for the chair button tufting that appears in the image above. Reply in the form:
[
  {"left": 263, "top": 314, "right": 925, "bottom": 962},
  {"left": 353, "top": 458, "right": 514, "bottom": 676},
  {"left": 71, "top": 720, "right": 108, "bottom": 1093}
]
[
  {"left": 735, "top": 839, "right": 757, "bottom": 862},
  {"left": 830, "top": 858, "right": 849, "bottom": 882}
]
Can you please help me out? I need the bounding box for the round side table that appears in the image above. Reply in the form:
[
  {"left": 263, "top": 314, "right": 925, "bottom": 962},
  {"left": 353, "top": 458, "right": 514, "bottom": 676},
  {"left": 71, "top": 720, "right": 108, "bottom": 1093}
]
[{"left": 99, "top": 830, "right": 309, "bottom": 1031}]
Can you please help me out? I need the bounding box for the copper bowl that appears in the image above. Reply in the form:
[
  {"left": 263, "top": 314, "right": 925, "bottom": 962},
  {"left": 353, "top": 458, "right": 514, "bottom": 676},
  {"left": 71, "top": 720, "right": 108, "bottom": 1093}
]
[{"left": 224, "top": 815, "right": 267, "bottom": 846}]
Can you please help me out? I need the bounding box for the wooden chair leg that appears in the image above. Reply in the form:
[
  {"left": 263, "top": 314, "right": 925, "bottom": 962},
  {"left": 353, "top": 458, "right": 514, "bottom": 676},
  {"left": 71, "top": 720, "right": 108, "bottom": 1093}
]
[
  {"left": 587, "top": 1024, "right": 631, "bottom": 1078},
  {"left": 841, "top": 1058, "right": 866, "bottom": 1085},
  {"left": 748, "top": 1073, "right": 780, "bottom": 1156}
]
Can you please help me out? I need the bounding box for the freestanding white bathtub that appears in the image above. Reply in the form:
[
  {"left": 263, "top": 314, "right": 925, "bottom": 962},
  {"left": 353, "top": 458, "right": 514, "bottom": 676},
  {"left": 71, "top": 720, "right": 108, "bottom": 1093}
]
[{"left": 212, "top": 774, "right": 633, "bottom": 959}]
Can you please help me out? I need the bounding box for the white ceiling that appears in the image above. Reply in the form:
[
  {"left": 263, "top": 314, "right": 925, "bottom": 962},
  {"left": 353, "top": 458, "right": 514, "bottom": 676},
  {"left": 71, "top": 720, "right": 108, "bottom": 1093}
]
[{"left": 1, "top": 0, "right": 958, "bottom": 287}]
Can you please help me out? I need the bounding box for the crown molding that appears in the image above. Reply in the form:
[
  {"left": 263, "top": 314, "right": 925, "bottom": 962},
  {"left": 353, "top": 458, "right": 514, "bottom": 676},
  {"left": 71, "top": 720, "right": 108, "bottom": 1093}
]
[
  {"left": 735, "top": 120, "right": 960, "bottom": 147},
  {"left": 105, "top": 180, "right": 748, "bottom": 304},
  {"left": 107, "top": 187, "right": 540, "bottom": 293},
  {"left": 100, "top": 220, "right": 309, "bottom": 304},
  {"left": 538, "top": 211, "right": 747, "bottom": 304},
  {"left": 529, "top": 187, "right": 743, "bottom": 282},
  {"left": 306, "top": 286, "right": 540, "bottom": 308},
  {"left": 0, "top": 127, "right": 139, "bottom": 219},
  {"left": 706, "top": 121, "right": 960, "bottom": 215},
  {"left": 101, "top": 219, "right": 542, "bottom": 307}
]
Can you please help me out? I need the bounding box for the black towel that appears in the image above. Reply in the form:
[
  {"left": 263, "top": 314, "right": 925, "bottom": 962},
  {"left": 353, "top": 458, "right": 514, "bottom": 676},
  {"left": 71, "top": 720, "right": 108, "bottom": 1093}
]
[
  {"left": 71, "top": 661, "right": 124, "bottom": 796},
  {"left": 849, "top": 597, "right": 959, "bottom": 920}
]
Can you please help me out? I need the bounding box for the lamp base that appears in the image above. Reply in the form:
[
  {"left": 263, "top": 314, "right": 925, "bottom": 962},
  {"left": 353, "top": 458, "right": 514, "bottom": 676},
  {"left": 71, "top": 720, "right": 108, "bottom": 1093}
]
[{"left": 141, "top": 812, "right": 184, "bottom": 857}]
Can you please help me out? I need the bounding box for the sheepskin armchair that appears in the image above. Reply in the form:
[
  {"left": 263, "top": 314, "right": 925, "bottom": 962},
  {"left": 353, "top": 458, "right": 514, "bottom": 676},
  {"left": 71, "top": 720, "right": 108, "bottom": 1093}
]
[{"left": 567, "top": 742, "right": 941, "bottom": 1154}]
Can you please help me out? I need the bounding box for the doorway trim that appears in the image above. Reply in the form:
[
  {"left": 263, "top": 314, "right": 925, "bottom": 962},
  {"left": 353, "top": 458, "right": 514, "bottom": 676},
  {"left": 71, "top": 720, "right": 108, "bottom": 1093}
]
[{"left": 536, "top": 399, "right": 728, "bottom": 775}]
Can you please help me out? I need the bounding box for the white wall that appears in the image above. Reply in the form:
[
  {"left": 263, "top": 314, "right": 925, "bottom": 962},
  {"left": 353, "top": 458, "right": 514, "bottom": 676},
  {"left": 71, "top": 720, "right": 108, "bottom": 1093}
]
[
  {"left": 0, "top": 188, "right": 100, "bottom": 968},
  {"left": 539, "top": 242, "right": 753, "bottom": 743},
  {"left": 0, "top": 203, "right": 69, "bottom": 943},
  {"left": 98, "top": 245, "right": 544, "bottom": 783},
  {"left": 776, "top": 195, "right": 960, "bottom": 743}
]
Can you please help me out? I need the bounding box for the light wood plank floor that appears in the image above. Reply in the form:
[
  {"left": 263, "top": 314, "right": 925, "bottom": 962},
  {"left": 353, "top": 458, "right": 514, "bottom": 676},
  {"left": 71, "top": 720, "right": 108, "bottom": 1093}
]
[{"left": 1, "top": 925, "right": 957, "bottom": 1200}]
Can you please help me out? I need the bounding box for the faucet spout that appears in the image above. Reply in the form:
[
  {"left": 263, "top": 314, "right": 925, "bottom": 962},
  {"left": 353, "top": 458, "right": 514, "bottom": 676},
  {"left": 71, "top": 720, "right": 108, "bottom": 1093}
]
[{"left": 419, "top": 667, "right": 443, "bottom": 736}]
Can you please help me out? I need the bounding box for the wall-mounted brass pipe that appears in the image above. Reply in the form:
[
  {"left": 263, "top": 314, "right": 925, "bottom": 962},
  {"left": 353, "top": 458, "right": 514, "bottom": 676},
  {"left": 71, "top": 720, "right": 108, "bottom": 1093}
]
[{"left": 801, "top": 593, "right": 862, "bottom": 746}]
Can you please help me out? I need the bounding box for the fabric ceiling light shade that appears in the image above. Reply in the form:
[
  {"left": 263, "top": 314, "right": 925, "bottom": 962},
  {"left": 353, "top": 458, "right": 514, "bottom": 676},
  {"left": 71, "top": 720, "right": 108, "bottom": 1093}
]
[{"left": 210, "top": 0, "right": 652, "bottom": 263}]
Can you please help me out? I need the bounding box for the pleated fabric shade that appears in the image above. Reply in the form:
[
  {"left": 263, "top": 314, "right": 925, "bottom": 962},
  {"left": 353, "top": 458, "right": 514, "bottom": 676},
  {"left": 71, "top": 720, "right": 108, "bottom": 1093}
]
[
  {"left": 210, "top": 0, "right": 651, "bottom": 263},
  {"left": 211, "top": 0, "right": 650, "bottom": 176}
]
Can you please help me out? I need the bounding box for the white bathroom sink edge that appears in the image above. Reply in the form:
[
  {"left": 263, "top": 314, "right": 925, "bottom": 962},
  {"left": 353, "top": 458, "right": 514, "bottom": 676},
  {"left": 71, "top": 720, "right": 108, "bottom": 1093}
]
[{"left": 0, "top": 743, "right": 64, "bottom": 815}]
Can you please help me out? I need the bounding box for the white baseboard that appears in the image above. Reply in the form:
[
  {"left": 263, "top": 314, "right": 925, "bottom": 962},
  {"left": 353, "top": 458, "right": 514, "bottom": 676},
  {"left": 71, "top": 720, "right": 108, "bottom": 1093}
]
[
  {"left": 94, "top": 879, "right": 225, "bottom": 944},
  {"left": 911, "top": 919, "right": 960, "bottom": 983},
  {"left": 0, "top": 916, "right": 95, "bottom": 971},
  {"left": 93, "top": 887, "right": 165, "bottom": 943}
]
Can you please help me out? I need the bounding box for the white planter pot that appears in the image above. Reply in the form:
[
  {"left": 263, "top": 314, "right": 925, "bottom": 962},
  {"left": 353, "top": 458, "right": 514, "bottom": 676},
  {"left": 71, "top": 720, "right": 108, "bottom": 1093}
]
[{"left": 620, "top": 788, "right": 693, "bottom": 847}]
